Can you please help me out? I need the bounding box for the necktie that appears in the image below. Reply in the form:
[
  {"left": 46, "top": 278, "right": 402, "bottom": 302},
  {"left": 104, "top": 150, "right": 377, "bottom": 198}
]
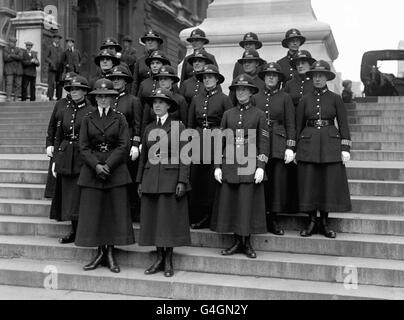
[
  {"left": 157, "top": 118, "right": 162, "bottom": 127},
  {"left": 103, "top": 109, "right": 107, "bottom": 118}
]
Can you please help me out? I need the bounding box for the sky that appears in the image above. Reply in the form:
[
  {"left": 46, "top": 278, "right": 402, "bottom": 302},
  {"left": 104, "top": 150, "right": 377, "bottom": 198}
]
[{"left": 311, "top": 0, "right": 404, "bottom": 82}]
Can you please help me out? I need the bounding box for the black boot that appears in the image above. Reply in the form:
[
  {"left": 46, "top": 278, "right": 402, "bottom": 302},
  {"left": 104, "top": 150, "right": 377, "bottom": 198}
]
[
  {"left": 145, "top": 247, "right": 165, "bottom": 275},
  {"left": 243, "top": 235, "right": 257, "bottom": 259},
  {"left": 320, "top": 212, "right": 337, "bottom": 239},
  {"left": 221, "top": 234, "right": 243, "bottom": 256},
  {"left": 267, "top": 213, "right": 285, "bottom": 236},
  {"left": 106, "top": 245, "right": 120, "bottom": 273},
  {"left": 83, "top": 246, "right": 106, "bottom": 271},
  {"left": 300, "top": 211, "right": 318, "bottom": 237},
  {"left": 191, "top": 215, "right": 210, "bottom": 230},
  {"left": 164, "top": 247, "right": 174, "bottom": 278},
  {"left": 59, "top": 220, "right": 78, "bottom": 244}
]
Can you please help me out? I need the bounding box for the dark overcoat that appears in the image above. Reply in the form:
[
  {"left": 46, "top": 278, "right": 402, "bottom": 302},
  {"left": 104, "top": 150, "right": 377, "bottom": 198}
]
[
  {"left": 283, "top": 75, "right": 314, "bottom": 107},
  {"left": 22, "top": 50, "right": 40, "bottom": 77}
]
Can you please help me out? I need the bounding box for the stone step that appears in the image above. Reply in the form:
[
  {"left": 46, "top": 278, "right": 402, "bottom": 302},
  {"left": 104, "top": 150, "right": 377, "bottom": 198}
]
[
  {"left": 0, "top": 155, "right": 49, "bottom": 171},
  {"left": 347, "top": 110, "right": 404, "bottom": 117},
  {"left": 349, "top": 180, "right": 404, "bottom": 197},
  {"left": 1, "top": 236, "right": 404, "bottom": 290},
  {"left": 349, "top": 125, "right": 404, "bottom": 133},
  {"left": 351, "top": 150, "right": 404, "bottom": 161},
  {"left": 0, "top": 118, "right": 52, "bottom": 125},
  {"left": 0, "top": 199, "right": 50, "bottom": 217},
  {"left": 353, "top": 141, "right": 404, "bottom": 151},
  {"left": 0, "top": 132, "right": 46, "bottom": 139},
  {"left": 0, "top": 124, "right": 48, "bottom": 131},
  {"left": 348, "top": 117, "right": 404, "bottom": 125},
  {"left": 0, "top": 170, "right": 47, "bottom": 184},
  {"left": 346, "top": 161, "right": 404, "bottom": 181},
  {"left": 0, "top": 256, "right": 402, "bottom": 299},
  {"left": 0, "top": 112, "right": 50, "bottom": 119},
  {"left": 351, "top": 132, "right": 404, "bottom": 141},
  {"left": 0, "top": 102, "right": 55, "bottom": 107},
  {"left": 0, "top": 146, "right": 45, "bottom": 154},
  {"left": 351, "top": 195, "right": 404, "bottom": 215},
  {"left": 0, "top": 139, "right": 44, "bottom": 146},
  {"left": 0, "top": 183, "right": 45, "bottom": 200}
]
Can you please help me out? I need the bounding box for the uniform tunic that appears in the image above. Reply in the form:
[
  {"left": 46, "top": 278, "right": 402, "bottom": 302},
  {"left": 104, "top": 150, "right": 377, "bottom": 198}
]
[
  {"left": 132, "top": 53, "right": 154, "bottom": 95},
  {"left": 137, "top": 77, "right": 158, "bottom": 105},
  {"left": 179, "top": 75, "right": 204, "bottom": 106},
  {"left": 277, "top": 52, "right": 300, "bottom": 84},
  {"left": 136, "top": 116, "right": 191, "bottom": 247},
  {"left": 187, "top": 88, "right": 233, "bottom": 223},
  {"left": 283, "top": 74, "right": 314, "bottom": 107},
  {"left": 180, "top": 48, "right": 218, "bottom": 83},
  {"left": 50, "top": 100, "right": 95, "bottom": 221},
  {"left": 296, "top": 86, "right": 352, "bottom": 212},
  {"left": 75, "top": 109, "right": 135, "bottom": 247},
  {"left": 254, "top": 88, "right": 298, "bottom": 213},
  {"left": 211, "top": 103, "right": 269, "bottom": 235},
  {"left": 44, "top": 96, "right": 73, "bottom": 198}
]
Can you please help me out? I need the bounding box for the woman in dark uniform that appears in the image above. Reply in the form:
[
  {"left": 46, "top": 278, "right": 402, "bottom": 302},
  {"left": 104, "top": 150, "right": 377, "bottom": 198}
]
[
  {"left": 296, "top": 60, "right": 352, "bottom": 239},
  {"left": 137, "top": 88, "right": 191, "bottom": 277},
  {"left": 50, "top": 76, "right": 94, "bottom": 244},
  {"left": 91, "top": 49, "right": 120, "bottom": 85},
  {"left": 179, "top": 50, "right": 214, "bottom": 106},
  {"left": 106, "top": 65, "right": 143, "bottom": 221},
  {"left": 187, "top": 65, "right": 233, "bottom": 229},
  {"left": 211, "top": 74, "right": 269, "bottom": 259},
  {"left": 254, "top": 63, "right": 296, "bottom": 236},
  {"left": 283, "top": 50, "right": 316, "bottom": 107},
  {"left": 233, "top": 32, "right": 265, "bottom": 79},
  {"left": 75, "top": 79, "right": 135, "bottom": 273}
]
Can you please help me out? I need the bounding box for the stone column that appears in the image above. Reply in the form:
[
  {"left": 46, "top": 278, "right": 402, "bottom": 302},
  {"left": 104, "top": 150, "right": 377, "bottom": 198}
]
[
  {"left": 11, "top": 10, "right": 60, "bottom": 100},
  {"left": 179, "top": 0, "right": 340, "bottom": 93},
  {"left": 0, "top": 5, "right": 17, "bottom": 102}
]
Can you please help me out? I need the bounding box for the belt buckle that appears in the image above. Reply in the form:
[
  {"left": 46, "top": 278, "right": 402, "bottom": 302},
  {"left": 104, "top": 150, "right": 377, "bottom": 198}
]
[
  {"left": 314, "top": 120, "right": 322, "bottom": 128},
  {"left": 236, "top": 137, "right": 245, "bottom": 145},
  {"left": 99, "top": 144, "right": 109, "bottom": 153}
]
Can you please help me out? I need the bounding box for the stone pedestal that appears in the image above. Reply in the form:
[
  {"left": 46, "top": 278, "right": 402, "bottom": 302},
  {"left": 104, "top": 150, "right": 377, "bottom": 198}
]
[
  {"left": 398, "top": 41, "right": 404, "bottom": 78},
  {"left": 0, "top": 6, "right": 17, "bottom": 102},
  {"left": 11, "top": 10, "right": 59, "bottom": 100},
  {"left": 179, "top": 0, "right": 340, "bottom": 93}
]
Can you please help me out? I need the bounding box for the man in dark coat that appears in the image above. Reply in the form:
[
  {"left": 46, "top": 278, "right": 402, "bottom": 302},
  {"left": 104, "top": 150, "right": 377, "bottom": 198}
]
[
  {"left": 62, "top": 38, "right": 82, "bottom": 74},
  {"left": 45, "top": 33, "right": 64, "bottom": 101},
  {"left": 3, "top": 36, "right": 23, "bottom": 102},
  {"left": 21, "top": 41, "right": 40, "bottom": 101}
]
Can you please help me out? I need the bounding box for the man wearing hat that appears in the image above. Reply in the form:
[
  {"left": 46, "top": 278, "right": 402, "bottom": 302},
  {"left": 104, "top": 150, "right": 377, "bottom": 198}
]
[
  {"left": 132, "top": 30, "right": 164, "bottom": 95},
  {"left": 120, "top": 35, "right": 137, "bottom": 75},
  {"left": 229, "top": 49, "right": 266, "bottom": 104},
  {"left": 45, "top": 33, "right": 64, "bottom": 101},
  {"left": 3, "top": 36, "right": 23, "bottom": 102},
  {"left": 233, "top": 32, "right": 266, "bottom": 79},
  {"left": 277, "top": 28, "right": 306, "bottom": 83},
  {"left": 283, "top": 50, "right": 316, "bottom": 107},
  {"left": 180, "top": 28, "right": 218, "bottom": 83},
  {"left": 21, "top": 41, "right": 40, "bottom": 101},
  {"left": 179, "top": 49, "right": 215, "bottom": 105},
  {"left": 62, "top": 37, "right": 82, "bottom": 74}
]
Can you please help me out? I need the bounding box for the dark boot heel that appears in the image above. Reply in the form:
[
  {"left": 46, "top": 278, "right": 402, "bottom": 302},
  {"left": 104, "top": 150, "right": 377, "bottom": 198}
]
[
  {"left": 320, "top": 212, "right": 337, "bottom": 239},
  {"left": 145, "top": 247, "right": 164, "bottom": 275},
  {"left": 59, "top": 220, "right": 78, "bottom": 244},
  {"left": 164, "top": 247, "right": 174, "bottom": 278},
  {"left": 243, "top": 236, "right": 257, "bottom": 259},
  {"left": 106, "top": 245, "right": 120, "bottom": 273},
  {"left": 221, "top": 234, "right": 243, "bottom": 256},
  {"left": 300, "top": 211, "right": 318, "bottom": 237},
  {"left": 83, "top": 246, "right": 106, "bottom": 271}
]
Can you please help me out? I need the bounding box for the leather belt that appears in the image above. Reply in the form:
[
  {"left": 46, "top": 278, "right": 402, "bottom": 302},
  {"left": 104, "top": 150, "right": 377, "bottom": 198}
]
[
  {"left": 94, "top": 143, "right": 115, "bottom": 153},
  {"left": 64, "top": 134, "right": 79, "bottom": 142},
  {"left": 306, "top": 119, "right": 333, "bottom": 128},
  {"left": 268, "top": 119, "right": 284, "bottom": 127}
]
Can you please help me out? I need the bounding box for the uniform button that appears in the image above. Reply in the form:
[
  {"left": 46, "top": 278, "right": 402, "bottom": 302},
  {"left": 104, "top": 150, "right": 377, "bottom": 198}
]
[
  {"left": 300, "top": 92, "right": 303, "bottom": 95},
  {"left": 69, "top": 142, "right": 72, "bottom": 145},
  {"left": 203, "top": 114, "right": 206, "bottom": 117},
  {"left": 238, "top": 122, "right": 242, "bottom": 125},
  {"left": 70, "top": 127, "right": 73, "bottom": 129},
  {"left": 317, "top": 112, "right": 320, "bottom": 115}
]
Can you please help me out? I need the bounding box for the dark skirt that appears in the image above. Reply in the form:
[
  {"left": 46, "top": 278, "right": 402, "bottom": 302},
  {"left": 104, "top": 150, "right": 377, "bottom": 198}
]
[
  {"left": 265, "top": 159, "right": 298, "bottom": 213},
  {"left": 139, "top": 193, "right": 191, "bottom": 247},
  {"left": 297, "top": 161, "right": 352, "bottom": 213},
  {"left": 211, "top": 183, "right": 267, "bottom": 236},
  {"left": 188, "top": 164, "right": 216, "bottom": 223},
  {"left": 75, "top": 186, "right": 135, "bottom": 247},
  {"left": 49, "top": 174, "right": 80, "bottom": 222},
  {"left": 127, "top": 159, "right": 140, "bottom": 222},
  {"left": 44, "top": 159, "right": 56, "bottom": 199}
]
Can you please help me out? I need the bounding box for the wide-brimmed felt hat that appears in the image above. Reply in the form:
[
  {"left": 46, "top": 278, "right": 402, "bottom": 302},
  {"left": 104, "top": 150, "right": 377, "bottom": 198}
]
[
  {"left": 145, "top": 50, "right": 171, "bottom": 67},
  {"left": 61, "top": 72, "right": 78, "bottom": 86},
  {"left": 187, "top": 50, "right": 214, "bottom": 66},
  {"left": 259, "top": 62, "right": 285, "bottom": 82},
  {"left": 89, "top": 79, "right": 119, "bottom": 95},
  {"left": 239, "top": 32, "right": 263, "bottom": 50},
  {"left": 290, "top": 50, "right": 316, "bottom": 69},
  {"left": 306, "top": 60, "right": 336, "bottom": 81},
  {"left": 147, "top": 88, "right": 178, "bottom": 112},
  {"left": 186, "top": 28, "right": 209, "bottom": 44},
  {"left": 195, "top": 64, "right": 225, "bottom": 85},
  {"left": 237, "top": 49, "right": 265, "bottom": 65},
  {"left": 229, "top": 74, "right": 259, "bottom": 95},
  {"left": 64, "top": 76, "right": 90, "bottom": 92},
  {"left": 106, "top": 65, "right": 133, "bottom": 84},
  {"left": 65, "top": 37, "right": 75, "bottom": 43},
  {"left": 100, "top": 37, "right": 122, "bottom": 52},
  {"left": 94, "top": 49, "right": 120, "bottom": 67},
  {"left": 141, "top": 30, "right": 164, "bottom": 45},
  {"left": 282, "top": 28, "right": 306, "bottom": 48},
  {"left": 153, "top": 65, "right": 180, "bottom": 84},
  {"left": 122, "top": 35, "right": 132, "bottom": 42}
]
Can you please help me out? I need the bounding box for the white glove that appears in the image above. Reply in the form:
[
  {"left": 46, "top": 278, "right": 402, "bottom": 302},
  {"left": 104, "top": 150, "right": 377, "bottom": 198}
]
[
  {"left": 130, "top": 146, "right": 139, "bottom": 161},
  {"left": 139, "top": 144, "right": 143, "bottom": 153},
  {"left": 293, "top": 153, "right": 297, "bottom": 165},
  {"left": 46, "top": 146, "right": 54, "bottom": 158},
  {"left": 342, "top": 151, "right": 351, "bottom": 165},
  {"left": 284, "top": 149, "right": 295, "bottom": 164},
  {"left": 254, "top": 168, "right": 265, "bottom": 184},
  {"left": 51, "top": 162, "right": 57, "bottom": 178},
  {"left": 214, "top": 168, "right": 222, "bottom": 184}
]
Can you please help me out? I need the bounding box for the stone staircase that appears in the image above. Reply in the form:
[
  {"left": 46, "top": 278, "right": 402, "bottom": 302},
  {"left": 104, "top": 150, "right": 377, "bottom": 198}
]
[{"left": 0, "top": 99, "right": 404, "bottom": 299}]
